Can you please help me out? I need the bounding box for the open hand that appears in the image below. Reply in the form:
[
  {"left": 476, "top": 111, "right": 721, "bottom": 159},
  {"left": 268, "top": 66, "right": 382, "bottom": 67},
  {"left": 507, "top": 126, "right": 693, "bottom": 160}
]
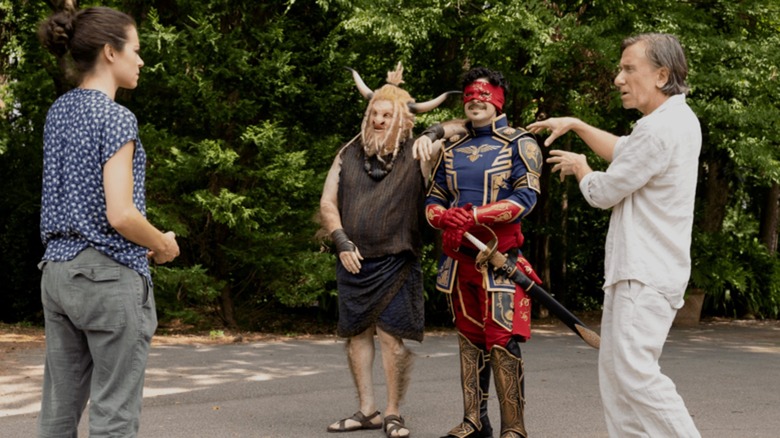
[
  {"left": 527, "top": 117, "right": 578, "bottom": 147},
  {"left": 546, "top": 149, "right": 589, "bottom": 182},
  {"left": 413, "top": 136, "right": 443, "bottom": 162},
  {"left": 339, "top": 246, "right": 364, "bottom": 274}
]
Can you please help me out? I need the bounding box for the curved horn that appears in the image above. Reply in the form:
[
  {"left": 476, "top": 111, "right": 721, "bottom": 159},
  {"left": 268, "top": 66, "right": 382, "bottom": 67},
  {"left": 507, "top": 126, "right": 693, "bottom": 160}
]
[
  {"left": 408, "top": 90, "right": 462, "bottom": 114},
  {"left": 345, "top": 67, "right": 374, "bottom": 100}
]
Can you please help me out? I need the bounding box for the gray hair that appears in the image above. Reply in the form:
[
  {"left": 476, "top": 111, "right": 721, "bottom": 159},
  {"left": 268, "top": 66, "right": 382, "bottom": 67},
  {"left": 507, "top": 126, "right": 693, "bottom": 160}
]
[{"left": 622, "top": 33, "right": 690, "bottom": 96}]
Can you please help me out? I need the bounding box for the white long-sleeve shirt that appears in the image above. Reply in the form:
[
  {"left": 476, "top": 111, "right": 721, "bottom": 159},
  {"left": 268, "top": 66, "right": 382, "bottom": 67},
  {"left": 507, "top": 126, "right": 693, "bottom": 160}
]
[{"left": 579, "top": 94, "right": 702, "bottom": 307}]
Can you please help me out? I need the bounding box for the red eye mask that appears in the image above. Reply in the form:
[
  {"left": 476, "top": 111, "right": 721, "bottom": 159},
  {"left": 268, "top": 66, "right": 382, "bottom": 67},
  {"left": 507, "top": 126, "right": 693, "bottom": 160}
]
[{"left": 463, "top": 81, "right": 504, "bottom": 112}]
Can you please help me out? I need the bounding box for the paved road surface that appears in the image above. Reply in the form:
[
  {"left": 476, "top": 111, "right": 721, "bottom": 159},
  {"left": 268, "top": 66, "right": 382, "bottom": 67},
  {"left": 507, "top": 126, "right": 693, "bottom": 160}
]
[{"left": 2, "top": 320, "right": 779, "bottom": 437}]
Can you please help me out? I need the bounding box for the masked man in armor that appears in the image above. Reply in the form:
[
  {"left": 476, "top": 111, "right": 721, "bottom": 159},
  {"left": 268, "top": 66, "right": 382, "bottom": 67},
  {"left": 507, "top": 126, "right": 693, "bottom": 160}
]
[
  {"left": 320, "top": 63, "right": 459, "bottom": 438},
  {"left": 420, "top": 67, "right": 543, "bottom": 438}
]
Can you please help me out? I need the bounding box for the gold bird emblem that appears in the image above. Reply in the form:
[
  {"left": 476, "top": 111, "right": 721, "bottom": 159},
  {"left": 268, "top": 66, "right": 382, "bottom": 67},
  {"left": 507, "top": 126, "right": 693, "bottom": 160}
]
[{"left": 457, "top": 144, "right": 501, "bottom": 162}]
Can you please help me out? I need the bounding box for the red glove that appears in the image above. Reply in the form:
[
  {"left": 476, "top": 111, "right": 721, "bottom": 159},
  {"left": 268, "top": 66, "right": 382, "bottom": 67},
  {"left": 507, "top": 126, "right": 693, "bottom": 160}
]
[
  {"left": 430, "top": 204, "right": 473, "bottom": 251},
  {"left": 428, "top": 204, "right": 475, "bottom": 230},
  {"left": 442, "top": 227, "right": 469, "bottom": 252},
  {"left": 517, "top": 255, "right": 542, "bottom": 285}
]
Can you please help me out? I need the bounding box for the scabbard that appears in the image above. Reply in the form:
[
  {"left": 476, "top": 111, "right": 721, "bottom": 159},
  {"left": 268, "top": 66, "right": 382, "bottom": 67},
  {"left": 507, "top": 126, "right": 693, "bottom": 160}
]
[
  {"left": 509, "top": 271, "right": 600, "bottom": 349},
  {"left": 464, "top": 231, "right": 600, "bottom": 349}
]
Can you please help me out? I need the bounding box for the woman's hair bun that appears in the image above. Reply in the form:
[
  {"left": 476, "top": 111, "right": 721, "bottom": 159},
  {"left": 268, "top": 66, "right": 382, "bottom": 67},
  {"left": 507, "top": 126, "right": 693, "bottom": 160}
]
[{"left": 39, "top": 11, "right": 75, "bottom": 57}]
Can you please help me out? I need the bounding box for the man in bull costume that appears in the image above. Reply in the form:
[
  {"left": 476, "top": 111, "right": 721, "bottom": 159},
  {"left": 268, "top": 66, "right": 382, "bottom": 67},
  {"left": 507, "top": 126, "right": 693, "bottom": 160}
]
[
  {"left": 320, "top": 62, "right": 458, "bottom": 438},
  {"left": 422, "top": 67, "right": 543, "bottom": 438}
]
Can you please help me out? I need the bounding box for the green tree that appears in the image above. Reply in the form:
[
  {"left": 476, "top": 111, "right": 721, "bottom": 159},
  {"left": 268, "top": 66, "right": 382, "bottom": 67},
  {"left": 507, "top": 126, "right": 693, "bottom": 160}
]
[
  {"left": 0, "top": 0, "right": 54, "bottom": 323},
  {"left": 2, "top": 0, "right": 778, "bottom": 328},
  {"left": 529, "top": 0, "right": 780, "bottom": 318},
  {"left": 125, "top": 1, "right": 355, "bottom": 328}
]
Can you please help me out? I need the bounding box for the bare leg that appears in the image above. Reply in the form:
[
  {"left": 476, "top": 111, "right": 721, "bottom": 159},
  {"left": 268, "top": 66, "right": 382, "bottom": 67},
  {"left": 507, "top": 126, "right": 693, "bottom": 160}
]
[
  {"left": 377, "top": 327, "right": 412, "bottom": 437},
  {"left": 328, "top": 327, "right": 382, "bottom": 430}
]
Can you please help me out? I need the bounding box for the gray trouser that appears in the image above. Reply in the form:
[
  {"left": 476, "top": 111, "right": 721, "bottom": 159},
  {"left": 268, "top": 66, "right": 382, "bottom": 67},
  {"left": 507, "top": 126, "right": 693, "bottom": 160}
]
[{"left": 38, "top": 247, "right": 157, "bottom": 438}]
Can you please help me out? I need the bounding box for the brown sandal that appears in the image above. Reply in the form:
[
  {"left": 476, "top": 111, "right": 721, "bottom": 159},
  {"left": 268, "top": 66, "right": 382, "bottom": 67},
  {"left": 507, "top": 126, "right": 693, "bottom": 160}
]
[
  {"left": 327, "top": 410, "right": 382, "bottom": 433},
  {"left": 383, "top": 414, "right": 410, "bottom": 438}
]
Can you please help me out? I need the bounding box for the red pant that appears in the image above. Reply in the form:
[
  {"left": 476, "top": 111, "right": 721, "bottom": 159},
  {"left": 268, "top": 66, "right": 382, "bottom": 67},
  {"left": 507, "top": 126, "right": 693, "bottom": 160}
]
[{"left": 450, "top": 260, "right": 531, "bottom": 351}]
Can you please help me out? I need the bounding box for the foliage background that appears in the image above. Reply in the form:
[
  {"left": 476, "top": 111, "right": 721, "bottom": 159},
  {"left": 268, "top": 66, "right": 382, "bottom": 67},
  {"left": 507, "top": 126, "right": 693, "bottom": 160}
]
[{"left": 1, "top": 0, "right": 778, "bottom": 330}]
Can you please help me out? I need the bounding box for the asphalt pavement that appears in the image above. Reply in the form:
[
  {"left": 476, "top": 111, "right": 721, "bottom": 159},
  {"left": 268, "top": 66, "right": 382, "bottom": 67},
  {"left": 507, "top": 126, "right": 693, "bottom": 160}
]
[{"left": 1, "top": 319, "right": 779, "bottom": 437}]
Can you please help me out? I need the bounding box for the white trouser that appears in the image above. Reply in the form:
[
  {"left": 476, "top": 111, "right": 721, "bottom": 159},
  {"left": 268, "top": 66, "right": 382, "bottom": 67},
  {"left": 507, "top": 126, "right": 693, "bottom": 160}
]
[{"left": 599, "top": 280, "right": 700, "bottom": 438}]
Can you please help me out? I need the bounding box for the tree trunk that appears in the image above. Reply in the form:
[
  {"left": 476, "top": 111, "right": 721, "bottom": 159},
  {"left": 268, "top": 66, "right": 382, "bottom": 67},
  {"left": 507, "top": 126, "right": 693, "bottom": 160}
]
[
  {"left": 560, "top": 189, "right": 568, "bottom": 305},
  {"left": 699, "top": 157, "right": 730, "bottom": 233},
  {"left": 220, "top": 285, "right": 238, "bottom": 329},
  {"left": 533, "top": 146, "right": 552, "bottom": 287},
  {"left": 532, "top": 142, "right": 552, "bottom": 318},
  {"left": 759, "top": 183, "right": 779, "bottom": 255}
]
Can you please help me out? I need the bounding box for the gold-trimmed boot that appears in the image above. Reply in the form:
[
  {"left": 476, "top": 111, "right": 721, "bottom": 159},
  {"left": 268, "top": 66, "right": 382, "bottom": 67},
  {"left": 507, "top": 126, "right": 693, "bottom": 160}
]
[
  {"left": 490, "top": 344, "right": 527, "bottom": 438},
  {"left": 441, "top": 333, "right": 493, "bottom": 438}
]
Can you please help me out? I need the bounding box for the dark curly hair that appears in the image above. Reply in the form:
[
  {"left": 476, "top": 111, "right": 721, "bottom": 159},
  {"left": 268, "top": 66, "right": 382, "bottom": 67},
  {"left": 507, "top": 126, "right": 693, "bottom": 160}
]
[{"left": 461, "top": 67, "right": 510, "bottom": 95}]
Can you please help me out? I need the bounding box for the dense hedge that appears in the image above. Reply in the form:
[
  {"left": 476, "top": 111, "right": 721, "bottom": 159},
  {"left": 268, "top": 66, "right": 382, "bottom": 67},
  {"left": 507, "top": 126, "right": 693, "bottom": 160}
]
[{"left": 1, "top": 0, "right": 778, "bottom": 329}]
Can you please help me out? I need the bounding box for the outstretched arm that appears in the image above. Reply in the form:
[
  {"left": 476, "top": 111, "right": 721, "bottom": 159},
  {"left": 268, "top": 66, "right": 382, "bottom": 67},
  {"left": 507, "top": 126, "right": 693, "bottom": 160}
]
[{"left": 527, "top": 117, "right": 619, "bottom": 162}]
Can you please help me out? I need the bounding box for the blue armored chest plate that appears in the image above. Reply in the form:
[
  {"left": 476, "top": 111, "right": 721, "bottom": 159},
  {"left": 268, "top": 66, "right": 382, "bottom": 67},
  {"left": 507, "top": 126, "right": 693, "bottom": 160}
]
[{"left": 444, "top": 129, "right": 513, "bottom": 207}]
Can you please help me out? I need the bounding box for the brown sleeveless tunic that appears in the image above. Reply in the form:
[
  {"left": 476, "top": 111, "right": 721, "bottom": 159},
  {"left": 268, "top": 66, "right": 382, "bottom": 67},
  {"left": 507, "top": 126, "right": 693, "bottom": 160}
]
[{"left": 337, "top": 138, "right": 425, "bottom": 258}]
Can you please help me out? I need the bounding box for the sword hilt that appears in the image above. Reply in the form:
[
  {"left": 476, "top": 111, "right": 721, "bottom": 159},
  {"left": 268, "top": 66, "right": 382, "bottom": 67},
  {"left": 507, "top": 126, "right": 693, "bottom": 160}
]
[
  {"left": 464, "top": 231, "right": 600, "bottom": 349},
  {"left": 465, "top": 232, "right": 517, "bottom": 277}
]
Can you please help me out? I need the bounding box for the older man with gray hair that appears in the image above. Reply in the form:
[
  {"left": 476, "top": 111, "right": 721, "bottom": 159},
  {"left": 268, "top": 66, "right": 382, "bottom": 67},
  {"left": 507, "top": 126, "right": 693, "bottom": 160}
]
[{"left": 527, "top": 33, "right": 702, "bottom": 437}]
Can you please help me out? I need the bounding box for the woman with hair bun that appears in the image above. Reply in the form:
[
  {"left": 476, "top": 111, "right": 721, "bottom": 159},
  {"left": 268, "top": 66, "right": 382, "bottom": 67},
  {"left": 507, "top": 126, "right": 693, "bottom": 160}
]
[{"left": 37, "top": 6, "right": 179, "bottom": 437}]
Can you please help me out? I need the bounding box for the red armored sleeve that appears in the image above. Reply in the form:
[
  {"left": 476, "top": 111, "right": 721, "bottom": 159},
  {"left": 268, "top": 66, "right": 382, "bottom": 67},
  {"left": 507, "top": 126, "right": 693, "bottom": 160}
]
[{"left": 472, "top": 200, "right": 524, "bottom": 225}]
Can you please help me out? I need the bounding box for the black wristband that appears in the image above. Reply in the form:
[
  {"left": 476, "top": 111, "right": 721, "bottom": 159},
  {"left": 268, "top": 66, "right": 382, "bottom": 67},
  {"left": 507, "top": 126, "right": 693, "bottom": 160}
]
[
  {"left": 421, "top": 123, "right": 445, "bottom": 142},
  {"left": 331, "top": 228, "right": 356, "bottom": 253}
]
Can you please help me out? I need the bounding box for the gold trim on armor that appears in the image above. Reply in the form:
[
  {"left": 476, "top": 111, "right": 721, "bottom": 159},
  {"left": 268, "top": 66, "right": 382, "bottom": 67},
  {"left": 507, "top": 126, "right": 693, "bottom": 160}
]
[
  {"left": 436, "top": 256, "right": 458, "bottom": 294},
  {"left": 477, "top": 201, "right": 522, "bottom": 223},
  {"left": 483, "top": 141, "right": 512, "bottom": 204},
  {"left": 492, "top": 291, "right": 515, "bottom": 332},
  {"left": 452, "top": 333, "right": 486, "bottom": 435},
  {"left": 527, "top": 173, "right": 541, "bottom": 194},
  {"left": 512, "top": 175, "right": 528, "bottom": 189},
  {"left": 491, "top": 345, "right": 527, "bottom": 438},
  {"left": 426, "top": 204, "right": 446, "bottom": 228},
  {"left": 457, "top": 277, "right": 485, "bottom": 329},
  {"left": 488, "top": 171, "right": 512, "bottom": 204},
  {"left": 447, "top": 293, "right": 455, "bottom": 324},
  {"left": 443, "top": 147, "right": 462, "bottom": 206},
  {"left": 427, "top": 182, "right": 449, "bottom": 203}
]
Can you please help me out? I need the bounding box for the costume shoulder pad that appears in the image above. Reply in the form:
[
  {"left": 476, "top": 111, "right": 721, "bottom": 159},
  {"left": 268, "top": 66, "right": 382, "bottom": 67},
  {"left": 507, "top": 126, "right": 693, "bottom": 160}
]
[
  {"left": 517, "top": 134, "right": 543, "bottom": 179},
  {"left": 494, "top": 125, "right": 530, "bottom": 143},
  {"left": 442, "top": 132, "right": 470, "bottom": 152}
]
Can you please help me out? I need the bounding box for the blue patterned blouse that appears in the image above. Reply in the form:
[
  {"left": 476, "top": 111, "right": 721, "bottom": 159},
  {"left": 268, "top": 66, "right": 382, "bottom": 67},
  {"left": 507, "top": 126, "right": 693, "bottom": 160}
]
[{"left": 40, "top": 88, "right": 150, "bottom": 283}]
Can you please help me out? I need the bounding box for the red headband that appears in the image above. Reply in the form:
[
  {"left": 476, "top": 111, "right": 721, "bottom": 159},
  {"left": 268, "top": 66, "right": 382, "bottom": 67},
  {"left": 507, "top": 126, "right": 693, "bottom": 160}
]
[{"left": 463, "top": 81, "right": 505, "bottom": 112}]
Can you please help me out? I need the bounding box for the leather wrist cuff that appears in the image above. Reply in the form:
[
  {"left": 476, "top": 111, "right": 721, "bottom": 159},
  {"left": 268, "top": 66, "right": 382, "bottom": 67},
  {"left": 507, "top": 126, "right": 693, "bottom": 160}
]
[
  {"left": 331, "top": 228, "right": 356, "bottom": 253},
  {"left": 421, "top": 123, "right": 445, "bottom": 142}
]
